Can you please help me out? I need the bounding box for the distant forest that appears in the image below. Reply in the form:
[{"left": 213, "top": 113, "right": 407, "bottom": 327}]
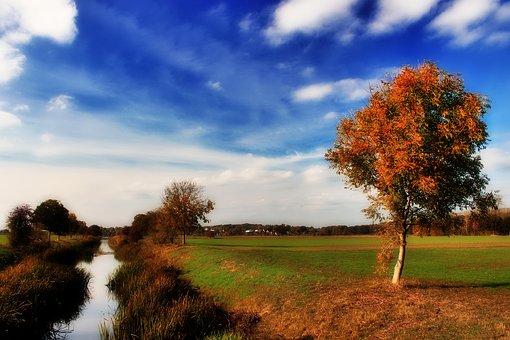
[
  {"left": 199, "top": 208, "right": 510, "bottom": 237},
  {"left": 79, "top": 207, "right": 510, "bottom": 240}
]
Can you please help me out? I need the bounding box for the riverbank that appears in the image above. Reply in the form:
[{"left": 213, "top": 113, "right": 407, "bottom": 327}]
[
  {"left": 0, "top": 237, "right": 100, "bottom": 338},
  {"left": 103, "top": 237, "right": 258, "bottom": 339}
]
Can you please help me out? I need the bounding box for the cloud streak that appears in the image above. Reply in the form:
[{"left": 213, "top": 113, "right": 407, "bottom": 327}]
[
  {"left": 0, "top": 0, "right": 77, "bottom": 84},
  {"left": 0, "top": 110, "right": 21, "bottom": 128},
  {"left": 264, "top": 0, "right": 358, "bottom": 45},
  {"left": 293, "top": 78, "right": 375, "bottom": 102},
  {"left": 429, "top": 0, "right": 499, "bottom": 46},
  {"left": 369, "top": 0, "right": 439, "bottom": 34}
]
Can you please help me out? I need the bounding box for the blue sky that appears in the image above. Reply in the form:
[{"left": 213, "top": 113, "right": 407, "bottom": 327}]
[{"left": 1, "top": 0, "right": 510, "bottom": 227}]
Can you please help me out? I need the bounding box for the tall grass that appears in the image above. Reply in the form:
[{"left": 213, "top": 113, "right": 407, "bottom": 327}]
[
  {"left": 0, "top": 257, "right": 91, "bottom": 338},
  {"left": 103, "top": 242, "right": 258, "bottom": 339},
  {"left": 0, "top": 236, "right": 100, "bottom": 338}
]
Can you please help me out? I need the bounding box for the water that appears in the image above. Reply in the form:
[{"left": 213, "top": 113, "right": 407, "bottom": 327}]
[{"left": 68, "top": 239, "right": 120, "bottom": 339}]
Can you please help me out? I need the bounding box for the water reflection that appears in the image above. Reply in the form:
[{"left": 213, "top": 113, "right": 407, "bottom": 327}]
[{"left": 68, "top": 240, "right": 120, "bottom": 339}]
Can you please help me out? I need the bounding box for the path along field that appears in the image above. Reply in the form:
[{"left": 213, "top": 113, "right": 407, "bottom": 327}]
[{"left": 167, "top": 236, "right": 510, "bottom": 338}]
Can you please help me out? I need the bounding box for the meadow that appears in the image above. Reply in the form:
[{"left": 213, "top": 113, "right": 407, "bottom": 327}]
[{"left": 167, "top": 235, "right": 510, "bottom": 338}]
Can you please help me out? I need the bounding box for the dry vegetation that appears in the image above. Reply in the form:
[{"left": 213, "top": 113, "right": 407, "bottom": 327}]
[{"left": 232, "top": 278, "right": 510, "bottom": 339}]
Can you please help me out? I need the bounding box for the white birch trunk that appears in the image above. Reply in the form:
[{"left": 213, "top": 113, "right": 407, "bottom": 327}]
[{"left": 392, "top": 232, "right": 406, "bottom": 284}]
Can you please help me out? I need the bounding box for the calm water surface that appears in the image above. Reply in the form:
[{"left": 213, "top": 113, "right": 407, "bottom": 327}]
[{"left": 68, "top": 239, "right": 120, "bottom": 339}]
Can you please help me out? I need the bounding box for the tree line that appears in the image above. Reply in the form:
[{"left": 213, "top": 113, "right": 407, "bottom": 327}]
[{"left": 5, "top": 199, "right": 102, "bottom": 248}]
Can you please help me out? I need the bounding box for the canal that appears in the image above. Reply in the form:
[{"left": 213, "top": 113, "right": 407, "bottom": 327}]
[{"left": 68, "top": 239, "right": 120, "bottom": 339}]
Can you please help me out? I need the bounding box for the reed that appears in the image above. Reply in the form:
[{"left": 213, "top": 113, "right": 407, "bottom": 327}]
[
  {"left": 103, "top": 246, "right": 258, "bottom": 339},
  {"left": 0, "top": 257, "right": 91, "bottom": 338}
]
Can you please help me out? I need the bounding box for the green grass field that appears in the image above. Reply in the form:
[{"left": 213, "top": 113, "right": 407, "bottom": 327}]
[
  {"left": 168, "top": 235, "right": 510, "bottom": 338},
  {"left": 181, "top": 236, "right": 510, "bottom": 299},
  {"left": 0, "top": 235, "right": 8, "bottom": 246}
]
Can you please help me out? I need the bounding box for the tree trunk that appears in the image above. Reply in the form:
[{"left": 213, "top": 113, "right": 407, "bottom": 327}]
[
  {"left": 392, "top": 231, "right": 407, "bottom": 284},
  {"left": 182, "top": 230, "right": 186, "bottom": 245}
]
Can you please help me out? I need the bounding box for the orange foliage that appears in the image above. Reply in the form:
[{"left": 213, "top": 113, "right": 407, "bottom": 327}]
[
  {"left": 327, "top": 62, "right": 489, "bottom": 221},
  {"left": 326, "top": 62, "right": 493, "bottom": 282}
]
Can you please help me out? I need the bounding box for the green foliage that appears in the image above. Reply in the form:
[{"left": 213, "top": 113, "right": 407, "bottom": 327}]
[
  {"left": 6, "top": 204, "right": 33, "bottom": 248},
  {"left": 33, "top": 199, "right": 70, "bottom": 238}
]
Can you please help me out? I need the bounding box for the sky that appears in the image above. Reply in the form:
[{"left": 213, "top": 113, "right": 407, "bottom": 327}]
[{"left": 1, "top": 0, "right": 510, "bottom": 228}]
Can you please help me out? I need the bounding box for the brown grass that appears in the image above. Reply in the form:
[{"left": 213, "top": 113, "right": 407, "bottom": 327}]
[{"left": 228, "top": 278, "right": 510, "bottom": 339}]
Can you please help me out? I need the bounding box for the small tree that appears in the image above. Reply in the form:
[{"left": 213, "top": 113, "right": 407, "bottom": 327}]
[
  {"left": 6, "top": 204, "right": 33, "bottom": 247},
  {"left": 33, "top": 199, "right": 70, "bottom": 242},
  {"left": 159, "top": 180, "right": 214, "bottom": 245},
  {"left": 326, "top": 62, "right": 496, "bottom": 284}
]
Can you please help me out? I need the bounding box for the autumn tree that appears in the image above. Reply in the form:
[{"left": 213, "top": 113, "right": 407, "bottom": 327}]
[
  {"left": 68, "top": 212, "right": 88, "bottom": 237},
  {"left": 159, "top": 180, "right": 214, "bottom": 245},
  {"left": 129, "top": 211, "right": 158, "bottom": 242},
  {"left": 326, "top": 62, "right": 496, "bottom": 284},
  {"left": 33, "top": 199, "right": 70, "bottom": 242},
  {"left": 6, "top": 204, "right": 33, "bottom": 247}
]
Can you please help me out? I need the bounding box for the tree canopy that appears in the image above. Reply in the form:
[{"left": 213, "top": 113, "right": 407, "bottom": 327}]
[
  {"left": 159, "top": 180, "right": 214, "bottom": 245},
  {"left": 33, "top": 199, "right": 70, "bottom": 241},
  {"left": 325, "top": 62, "right": 496, "bottom": 284},
  {"left": 6, "top": 204, "right": 33, "bottom": 247}
]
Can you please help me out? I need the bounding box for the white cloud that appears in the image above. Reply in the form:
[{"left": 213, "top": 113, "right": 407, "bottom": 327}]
[
  {"left": 239, "top": 13, "right": 254, "bottom": 32},
  {"left": 293, "top": 78, "right": 374, "bottom": 102},
  {"left": 41, "top": 133, "right": 54, "bottom": 143},
  {"left": 495, "top": 2, "right": 510, "bottom": 22},
  {"left": 486, "top": 31, "right": 510, "bottom": 45},
  {"left": 323, "top": 111, "right": 340, "bottom": 121},
  {"left": 429, "top": 0, "right": 498, "bottom": 46},
  {"left": 293, "top": 83, "right": 334, "bottom": 102},
  {"left": 0, "top": 41, "right": 25, "bottom": 84},
  {"left": 481, "top": 147, "right": 510, "bottom": 173},
  {"left": 47, "top": 95, "right": 73, "bottom": 111},
  {"left": 369, "top": 0, "right": 438, "bottom": 34},
  {"left": 264, "top": 0, "right": 358, "bottom": 45},
  {"left": 0, "top": 0, "right": 77, "bottom": 84},
  {"left": 13, "top": 103, "right": 30, "bottom": 112},
  {"left": 0, "top": 110, "right": 21, "bottom": 128},
  {"left": 301, "top": 66, "right": 315, "bottom": 77},
  {"left": 1, "top": 0, "right": 78, "bottom": 44},
  {"left": 206, "top": 80, "right": 223, "bottom": 91}
]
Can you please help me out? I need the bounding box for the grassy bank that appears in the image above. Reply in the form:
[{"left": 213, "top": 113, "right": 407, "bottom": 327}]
[
  {"left": 168, "top": 236, "right": 510, "bottom": 338},
  {"left": 0, "top": 237, "right": 100, "bottom": 338},
  {"left": 103, "top": 239, "right": 258, "bottom": 339}
]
